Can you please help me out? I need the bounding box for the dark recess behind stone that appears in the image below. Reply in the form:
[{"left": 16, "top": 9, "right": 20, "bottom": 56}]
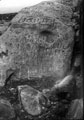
[{"left": 0, "top": 13, "right": 17, "bottom": 21}]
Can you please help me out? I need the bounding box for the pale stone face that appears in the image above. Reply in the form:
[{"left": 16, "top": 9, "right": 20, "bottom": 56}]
[{"left": 0, "top": 1, "right": 75, "bottom": 85}]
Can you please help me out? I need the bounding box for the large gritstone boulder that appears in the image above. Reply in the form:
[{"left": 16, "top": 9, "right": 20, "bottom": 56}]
[
  {"left": 0, "top": 0, "right": 77, "bottom": 85},
  {"left": 0, "top": 0, "right": 82, "bottom": 120}
]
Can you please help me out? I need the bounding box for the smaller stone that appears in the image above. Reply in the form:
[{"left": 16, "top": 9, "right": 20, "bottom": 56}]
[
  {"left": 0, "top": 24, "right": 9, "bottom": 36},
  {"left": 0, "top": 98, "right": 15, "bottom": 119},
  {"left": 18, "top": 85, "right": 42, "bottom": 116}
]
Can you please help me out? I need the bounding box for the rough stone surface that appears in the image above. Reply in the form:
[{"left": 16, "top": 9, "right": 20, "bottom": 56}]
[
  {"left": 18, "top": 85, "right": 42, "bottom": 115},
  {"left": 0, "top": 98, "right": 15, "bottom": 119},
  {"left": 0, "top": 0, "right": 80, "bottom": 86},
  {"left": 0, "top": 24, "right": 9, "bottom": 36}
]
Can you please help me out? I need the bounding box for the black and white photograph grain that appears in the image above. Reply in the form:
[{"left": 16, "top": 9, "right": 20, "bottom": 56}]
[{"left": 0, "top": 0, "right": 83, "bottom": 120}]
